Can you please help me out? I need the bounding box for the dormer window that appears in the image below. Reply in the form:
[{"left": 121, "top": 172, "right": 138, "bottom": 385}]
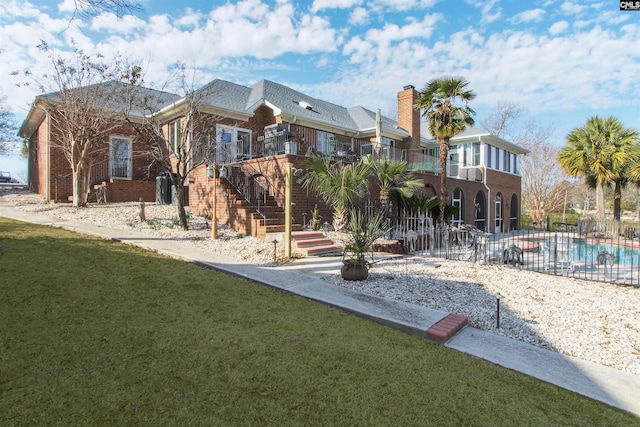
[{"left": 298, "top": 101, "right": 313, "bottom": 110}]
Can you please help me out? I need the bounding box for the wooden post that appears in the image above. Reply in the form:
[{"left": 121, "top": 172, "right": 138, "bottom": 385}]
[
  {"left": 211, "top": 165, "right": 218, "bottom": 240},
  {"left": 285, "top": 163, "right": 292, "bottom": 258}
]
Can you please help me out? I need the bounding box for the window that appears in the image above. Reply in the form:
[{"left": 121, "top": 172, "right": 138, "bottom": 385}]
[
  {"left": 495, "top": 193, "right": 503, "bottom": 233},
  {"left": 472, "top": 142, "right": 480, "bottom": 166},
  {"left": 485, "top": 144, "right": 492, "bottom": 168},
  {"left": 110, "top": 136, "right": 132, "bottom": 179},
  {"left": 449, "top": 151, "right": 460, "bottom": 177},
  {"left": 462, "top": 142, "right": 480, "bottom": 167},
  {"left": 217, "top": 125, "right": 252, "bottom": 163},
  {"left": 168, "top": 120, "right": 181, "bottom": 154},
  {"left": 360, "top": 139, "right": 394, "bottom": 159},
  {"left": 360, "top": 143, "right": 373, "bottom": 157},
  {"left": 382, "top": 137, "right": 395, "bottom": 159},
  {"left": 504, "top": 150, "right": 511, "bottom": 172},
  {"left": 451, "top": 188, "right": 464, "bottom": 228},
  {"left": 317, "top": 131, "right": 334, "bottom": 155}
]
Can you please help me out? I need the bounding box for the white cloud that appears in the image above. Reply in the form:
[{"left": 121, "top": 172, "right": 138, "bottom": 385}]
[
  {"left": 343, "top": 13, "right": 440, "bottom": 61},
  {"left": 91, "top": 12, "right": 146, "bottom": 33},
  {"left": 311, "top": 0, "right": 363, "bottom": 12},
  {"left": 0, "top": 0, "right": 42, "bottom": 19},
  {"left": 210, "top": 0, "right": 270, "bottom": 21},
  {"left": 373, "top": 0, "right": 438, "bottom": 12},
  {"left": 175, "top": 8, "right": 202, "bottom": 27},
  {"left": 82, "top": 0, "right": 340, "bottom": 83},
  {"left": 349, "top": 7, "right": 369, "bottom": 25},
  {"left": 467, "top": 0, "right": 502, "bottom": 24},
  {"left": 549, "top": 20, "right": 569, "bottom": 35},
  {"left": 512, "top": 8, "right": 545, "bottom": 23},
  {"left": 560, "top": 1, "right": 586, "bottom": 15},
  {"left": 57, "top": 0, "right": 75, "bottom": 13}
]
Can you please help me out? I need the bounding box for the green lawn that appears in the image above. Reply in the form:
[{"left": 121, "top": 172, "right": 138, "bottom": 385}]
[{"left": 0, "top": 218, "right": 637, "bottom": 426}]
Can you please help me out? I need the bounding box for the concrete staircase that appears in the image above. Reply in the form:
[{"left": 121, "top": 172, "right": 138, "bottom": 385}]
[{"left": 291, "top": 231, "right": 342, "bottom": 257}]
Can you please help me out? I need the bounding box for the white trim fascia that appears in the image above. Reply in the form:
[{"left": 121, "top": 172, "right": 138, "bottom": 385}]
[{"left": 198, "top": 105, "right": 253, "bottom": 121}]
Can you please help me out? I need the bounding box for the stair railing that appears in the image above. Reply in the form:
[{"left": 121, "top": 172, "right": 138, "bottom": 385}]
[
  {"left": 90, "top": 159, "right": 110, "bottom": 186},
  {"left": 222, "top": 161, "right": 286, "bottom": 225}
]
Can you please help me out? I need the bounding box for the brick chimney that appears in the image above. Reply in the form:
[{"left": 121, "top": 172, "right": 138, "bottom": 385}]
[{"left": 397, "top": 85, "right": 420, "bottom": 149}]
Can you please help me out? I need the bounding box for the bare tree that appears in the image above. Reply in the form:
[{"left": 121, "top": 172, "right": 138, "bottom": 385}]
[
  {"left": 481, "top": 102, "right": 567, "bottom": 225},
  {"left": 69, "top": 0, "right": 142, "bottom": 19},
  {"left": 481, "top": 101, "right": 526, "bottom": 140},
  {"left": 0, "top": 98, "right": 17, "bottom": 155},
  {"left": 520, "top": 142, "right": 573, "bottom": 226},
  {"left": 123, "top": 67, "right": 229, "bottom": 230},
  {"left": 16, "top": 42, "right": 137, "bottom": 206}
]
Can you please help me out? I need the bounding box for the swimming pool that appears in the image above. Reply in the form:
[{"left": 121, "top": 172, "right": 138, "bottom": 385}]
[{"left": 571, "top": 243, "right": 640, "bottom": 266}]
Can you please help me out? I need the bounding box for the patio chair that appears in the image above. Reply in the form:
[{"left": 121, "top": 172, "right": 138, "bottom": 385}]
[{"left": 540, "top": 239, "right": 574, "bottom": 274}]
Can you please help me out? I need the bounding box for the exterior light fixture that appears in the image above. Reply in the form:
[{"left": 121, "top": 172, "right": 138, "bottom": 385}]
[
  {"left": 272, "top": 239, "right": 278, "bottom": 263},
  {"left": 496, "top": 293, "right": 504, "bottom": 328}
]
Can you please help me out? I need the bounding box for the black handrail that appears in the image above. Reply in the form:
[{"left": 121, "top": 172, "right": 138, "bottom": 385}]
[{"left": 226, "top": 161, "right": 286, "bottom": 224}]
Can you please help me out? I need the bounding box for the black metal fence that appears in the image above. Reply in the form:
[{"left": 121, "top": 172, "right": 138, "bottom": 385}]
[{"left": 391, "top": 216, "right": 640, "bottom": 287}]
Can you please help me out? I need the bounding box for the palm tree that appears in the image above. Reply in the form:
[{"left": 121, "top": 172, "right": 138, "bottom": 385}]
[
  {"left": 365, "top": 157, "right": 424, "bottom": 215},
  {"left": 414, "top": 76, "right": 476, "bottom": 221},
  {"left": 558, "top": 116, "right": 639, "bottom": 227},
  {"left": 302, "top": 153, "right": 371, "bottom": 231}
]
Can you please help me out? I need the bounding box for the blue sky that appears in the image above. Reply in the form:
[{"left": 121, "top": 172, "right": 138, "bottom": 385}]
[{"left": 1, "top": 0, "right": 639, "bottom": 148}]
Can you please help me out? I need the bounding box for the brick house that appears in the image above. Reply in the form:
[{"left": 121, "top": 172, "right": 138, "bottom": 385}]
[
  {"left": 18, "top": 79, "right": 527, "bottom": 237},
  {"left": 18, "top": 83, "right": 180, "bottom": 203},
  {"left": 398, "top": 85, "right": 529, "bottom": 233}
]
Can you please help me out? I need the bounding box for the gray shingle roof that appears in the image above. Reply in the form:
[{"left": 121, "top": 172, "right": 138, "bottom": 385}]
[
  {"left": 347, "top": 106, "right": 408, "bottom": 136},
  {"left": 196, "top": 79, "right": 253, "bottom": 112},
  {"left": 195, "top": 79, "right": 404, "bottom": 135},
  {"left": 21, "top": 78, "right": 406, "bottom": 138},
  {"left": 37, "top": 80, "right": 181, "bottom": 116}
]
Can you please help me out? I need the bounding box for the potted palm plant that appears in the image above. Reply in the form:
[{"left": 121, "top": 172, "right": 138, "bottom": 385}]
[{"left": 341, "top": 208, "right": 390, "bottom": 281}]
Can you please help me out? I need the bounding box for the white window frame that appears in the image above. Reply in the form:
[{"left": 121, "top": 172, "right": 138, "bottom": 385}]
[
  {"left": 109, "top": 136, "right": 133, "bottom": 179},
  {"left": 449, "top": 149, "right": 460, "bottom": 177},
  {"left": 168, "top": 120, "right": 181, "bottom": 155},
  {"left": 216, "top": 124, "right": 252, "bottom": 163},
  {"left": 317, "top": 131, "right": 334, "bottom": 155},
  {"left": 381, "top": 137, "right": 395, "bottom": 159},
  {"left": 495, "top": 193, "right": 503, "bottom": 233},
  {"left": 504, "top": 150, "right": 511, "bottom": 172},
  {"left": 360, "top": 143, "right": 373, "bottom": 158},
  {"left": 451, "top": 188, "right": 464, "bottom": 228},
  {"left": 472, "top": 142, "right": 480, "bottom": 166}
]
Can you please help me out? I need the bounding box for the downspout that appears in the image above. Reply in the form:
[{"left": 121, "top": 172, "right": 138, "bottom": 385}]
[
  {"left": 42, "top": 106, "right": 51, "bottom": 202},
  {"left": 483, "top": 169, "right": 491, "bottom": 233},
  {"left": 480, "top": 136, "right": 491, "bottom": 233},
  {"left": 375, "top": 109, "right": 382, "bottom": 156}
]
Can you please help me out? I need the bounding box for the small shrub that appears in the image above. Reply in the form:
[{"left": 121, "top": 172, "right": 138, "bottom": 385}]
[{"left": 146, "top": 219, "right": 161, "bottom": 230}]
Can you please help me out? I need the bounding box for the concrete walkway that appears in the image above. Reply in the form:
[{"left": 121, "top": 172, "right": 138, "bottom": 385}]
[{"left": 1, "top": 203, "right": 639, "bottom": 417}]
